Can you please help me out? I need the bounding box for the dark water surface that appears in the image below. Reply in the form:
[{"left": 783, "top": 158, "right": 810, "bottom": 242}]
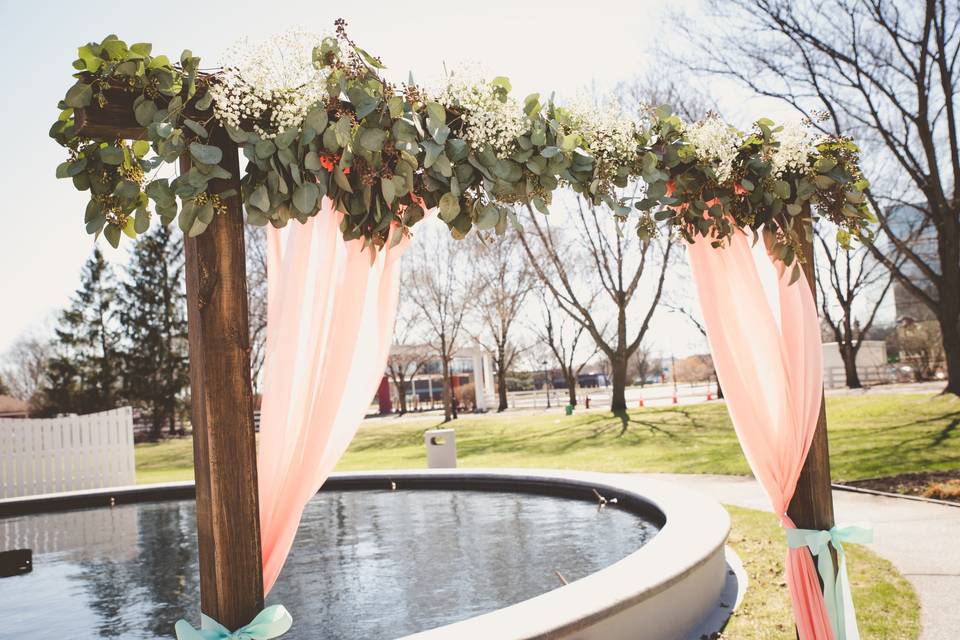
[{"left": 0, "top": 490, "right": 658, "bottom": 639}]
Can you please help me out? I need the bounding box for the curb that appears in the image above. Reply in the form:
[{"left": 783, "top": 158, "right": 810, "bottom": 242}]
[{"left": 831, "top": 482, "right": 960, "bottom": 508}]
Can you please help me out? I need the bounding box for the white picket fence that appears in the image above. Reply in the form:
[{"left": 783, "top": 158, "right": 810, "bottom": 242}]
[{"left": 0, "top": 407, "right": 135, "bottom": 498}]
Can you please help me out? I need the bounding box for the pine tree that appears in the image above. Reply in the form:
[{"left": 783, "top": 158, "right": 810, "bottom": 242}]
[
  {"left": 38, "top": 248, "right": 121, "bottom": 415},
  {"left": 119, "top": 225, "right": 189, "bottom": 439}
]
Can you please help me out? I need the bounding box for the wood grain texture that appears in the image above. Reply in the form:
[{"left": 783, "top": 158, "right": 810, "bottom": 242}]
[
  {"left": 74, "top": 86, "right": 216, "bottom": 141},
  {"left": 180, "top": 126, "right": 264, "bottom": 629},
  {"left": 787, "top": 208, "right": 837, "bottom": 594}
]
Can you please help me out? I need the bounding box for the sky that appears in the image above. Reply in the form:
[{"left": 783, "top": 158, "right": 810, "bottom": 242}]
[{"left": 0, "top": 0, "right": 888, "bottom": 361}]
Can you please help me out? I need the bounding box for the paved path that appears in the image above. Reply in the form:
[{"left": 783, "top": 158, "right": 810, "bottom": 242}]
[{"left": 634, "top": 473, "right": 959, "bottom": 640}]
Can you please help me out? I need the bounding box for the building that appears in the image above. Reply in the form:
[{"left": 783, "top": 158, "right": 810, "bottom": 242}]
[
  {"left": 0, "top": 395, "right": 29, "bottom": 419},
  {"left": 886, "top": 205, "right": 939, "bottom": 323},
  {"left": 885, "top": 205, "right": 945, "bottom": 377},
  {"left": 380, "top": 345, "right": 495, "bottom": 413},
  {"left": 821, "top": 341, "right": 890, "bottom": 388}
]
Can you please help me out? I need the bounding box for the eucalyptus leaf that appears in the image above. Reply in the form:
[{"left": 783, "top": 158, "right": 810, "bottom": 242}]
[
  {"left": 293, "top": 182, "right": 320, "bottom": 214},
  {"left": 439, "top": 192, "right": 460, "bottom": 222}
]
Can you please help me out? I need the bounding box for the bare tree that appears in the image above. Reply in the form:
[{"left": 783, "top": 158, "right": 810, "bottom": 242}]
[
  {"left": 245, "top": 226, "right": 268, "bottom": 395},
  {"left": 815, "top": 224, "right": 899, "bottom": 388},
  {"left": 664, "top": 302, "right": 724, "bottom": 399},
  {"left": 468, "top": 233, "right": 535, "bottom": 411},
  {"left": 2, "top": 336, "right": 52, "bottom": 408},
  {"left": 614, "top": 71, "right": 716, "bottom": 122},
  {"left": 405, "top": 226, "right": 470, "bottom": 422},
  {"left": 386, "top": 298, "right": 431, "bottom": 415},
  {"left": 632, "top": 340, "right": 656, "bottom": 388},
  {"left": 533, "top": 293, "right": 598, "bottom": 408},
  {"left": 681, "top": 0, "right": 960, "bottom": 394},
  {"left": 518, "top": 197, "right": 673, "bottom": 412},
  {"left": 899, "top": 318, "right": 945, "bottom": 380}
]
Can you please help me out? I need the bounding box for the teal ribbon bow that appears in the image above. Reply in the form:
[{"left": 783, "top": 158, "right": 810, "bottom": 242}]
[
  {"left": 174, "top": 604, "right": 292, "bottom": 640},
  {"left": 786, "top": 524, "right": 873, "bottom": 640}
]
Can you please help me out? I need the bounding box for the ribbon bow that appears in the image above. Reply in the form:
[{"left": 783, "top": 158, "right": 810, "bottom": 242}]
[
  {"left": 786, "top": 524, "right": 873, "bottom": 640},
  {"left": 174, "top": 605, "right": 292, "bottom": 640}
]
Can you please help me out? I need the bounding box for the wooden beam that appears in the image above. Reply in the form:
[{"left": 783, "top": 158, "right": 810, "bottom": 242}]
[
  {"left": 787, "top": 210, "right": 836, "bottom": 545},
  {"left": 182, "top": 126, "right": 264, "bottom": 629},
  {"left": 74, "top": 88, "right": 146, "bottom": 140},
  {"left": 74, "top": 86, "right": 214, "bottom": 141},
  {"left": 76, "top": 97, "right": 264, "bottom": 629}
]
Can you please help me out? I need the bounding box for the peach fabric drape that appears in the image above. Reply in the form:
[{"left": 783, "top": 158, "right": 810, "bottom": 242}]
[
  {"left": 687, "top": 231, "right": 835, "bottom": 640},
  {"left": 257, "top": 201, "right": 410, "bottom": 594}
]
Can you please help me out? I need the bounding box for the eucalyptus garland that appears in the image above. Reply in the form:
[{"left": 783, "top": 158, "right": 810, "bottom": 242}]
[{"left": 51, "top": 21, "right": 873, "bottom": 271}]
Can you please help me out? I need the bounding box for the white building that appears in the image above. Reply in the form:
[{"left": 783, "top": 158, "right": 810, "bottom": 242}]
[{"left": 821, "top": 340, "right": 890, "bottom": 388}]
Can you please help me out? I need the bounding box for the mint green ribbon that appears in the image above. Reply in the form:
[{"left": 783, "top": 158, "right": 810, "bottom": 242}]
[
  {"left": 174, "top": 604, "right": 292, "bottom": 640},
  {"left": 786, "top": 524, "right": 873, "bottom": 640}
]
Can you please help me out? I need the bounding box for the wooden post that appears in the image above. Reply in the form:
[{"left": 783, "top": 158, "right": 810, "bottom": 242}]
[
  {"left": 787, "top": 210, "right": 836, "bottom": 552},
  {"left": 181, "top": 125, "right": 264, "bottom": 629},
  {"left": 77, "top": 99, "right": 264, "bottom": 630}
]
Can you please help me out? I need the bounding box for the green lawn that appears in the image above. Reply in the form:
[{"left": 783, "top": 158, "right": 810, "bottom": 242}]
[
  {"left": 136, "top": 392, "right": 960, "bottom": 484},
  {"left": 724, "top": 506, "right": 919, "bottom": 639}
]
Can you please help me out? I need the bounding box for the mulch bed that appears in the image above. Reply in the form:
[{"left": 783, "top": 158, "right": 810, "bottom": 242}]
[{"left": 844, "top": 470, "right": 960, "bottom": 504}]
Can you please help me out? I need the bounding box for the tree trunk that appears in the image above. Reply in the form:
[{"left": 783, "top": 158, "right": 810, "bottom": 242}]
[
  {"left": 610, "top": 356, "right": 627, "bottom": 412},
  {"left": 397, "top": 378, "right": 408, "bottom": 415},
  {"left": 566, "top": 374, "right": 577, "bottom": 408},
  {"left": 939, "top": 303, "right": 960, "bottom": 396},
  {"left": 497, "top": 371, "right": 509, "bottom": 412},
  {"left": 441, "top": 355, "right": 452, "bottom": 422},
  {"left": 151, "top": 411, "right": 163, "bottom": 441},
  {"left": 840, "top": 343, "right": 862, "bottom": 389}
]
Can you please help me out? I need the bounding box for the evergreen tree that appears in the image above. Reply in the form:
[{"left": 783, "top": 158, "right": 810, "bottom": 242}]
[
  {"left": 38, "top": 248, "right": 121, "bottom": 415},
  {"left": 119, "top": 225, "right": 188, "bottom": 439}
]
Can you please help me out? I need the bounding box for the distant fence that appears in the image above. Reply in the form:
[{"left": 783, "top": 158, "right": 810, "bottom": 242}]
[
  {"left": 0, "top": 407, "right": 135, "bottom": 498},
  {"left": 823, "top": 365, "right": 892, "bottom": 389}
]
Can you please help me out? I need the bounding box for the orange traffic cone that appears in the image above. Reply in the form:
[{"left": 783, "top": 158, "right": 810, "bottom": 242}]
[
  {"left": 707, "top": 389, "right": 713, "bottom": 401},
  {"left": 672, "top": 391, "right": 678, "bottom": 405},
  {"left": 638, "top": 396, "right": 644, "bottom": 408}
]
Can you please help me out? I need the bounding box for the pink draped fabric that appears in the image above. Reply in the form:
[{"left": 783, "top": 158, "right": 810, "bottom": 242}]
[
  {"left": 687, "top": 231, "right": 835, "bottom": 640},
  {"left": 257, "top": 201, "right": 410, "bottom": 594}
]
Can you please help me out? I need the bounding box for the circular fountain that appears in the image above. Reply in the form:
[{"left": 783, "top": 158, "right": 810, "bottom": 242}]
[{"left": 0, "top": 469, "right": 738, "bottom": 640}]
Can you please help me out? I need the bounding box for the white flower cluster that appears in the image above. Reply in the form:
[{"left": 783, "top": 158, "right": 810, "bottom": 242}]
[
  {"left": 563, "top": 97, "right": 639, "bottom": 168},
  {"left": 684, "top": 116, "right": 743, "bottom": 183},
  {"left": 431, "top": 71, "right": 529, "bottom": 158},
  {"left": 770, "top": 120, "right": 815, "bottom": 177},
  {"left": 210, "top": 29, "right": 330, "bottom": 139}
]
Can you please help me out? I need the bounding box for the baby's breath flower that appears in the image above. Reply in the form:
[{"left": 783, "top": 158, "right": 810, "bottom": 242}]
[
  {"left": 562, "top": 97, "right": 639, "bottom": 168},
  {"left": 684, "top": 115, "right": 743, "bottom": 183},
  {"left": 431, "top": 69, "right": 528, "bottom": 158},
  {"left": 210, "top": 29, "right": 331, "bottom": 138},
  {"left": 770, "top": 120, "right": 815, "bottom": 177}
]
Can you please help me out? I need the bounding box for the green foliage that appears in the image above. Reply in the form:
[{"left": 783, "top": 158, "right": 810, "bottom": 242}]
[
  {"left": 119, "top": 225, "right": 189, "bottom": 439},
  {"left": 50, "top": 34, "right": 215, "bottom": 246},
  {"left": 52, "top": 25, "right": 872, "bottom": 269},
  {"left": 36, "top": 249, "right": 122, "bottom": 416}
]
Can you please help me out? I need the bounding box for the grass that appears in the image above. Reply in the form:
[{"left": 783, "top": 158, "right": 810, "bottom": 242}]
[
  {"left": 723, "top": 506, "right": 920, "bottom": 639},
  {"left": 135, "top": 392, "right": 960, "bottom": 484}
]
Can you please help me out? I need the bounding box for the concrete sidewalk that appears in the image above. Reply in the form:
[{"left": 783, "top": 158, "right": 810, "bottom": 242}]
[{"left": 635, "top": 473, "right": 959, "bottom": 640}]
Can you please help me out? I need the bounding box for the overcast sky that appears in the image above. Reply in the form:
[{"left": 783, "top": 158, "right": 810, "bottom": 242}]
[{"left": 0, "top": 0, "right": 886, "bottom": 361}]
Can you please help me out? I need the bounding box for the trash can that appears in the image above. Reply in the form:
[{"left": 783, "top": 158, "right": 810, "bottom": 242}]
[
  {"left": 565, "top": 404, "right": 573, "bottom": 415},
  {"left": 425, "top": 428, "right": 457, "bottom": 468}
]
